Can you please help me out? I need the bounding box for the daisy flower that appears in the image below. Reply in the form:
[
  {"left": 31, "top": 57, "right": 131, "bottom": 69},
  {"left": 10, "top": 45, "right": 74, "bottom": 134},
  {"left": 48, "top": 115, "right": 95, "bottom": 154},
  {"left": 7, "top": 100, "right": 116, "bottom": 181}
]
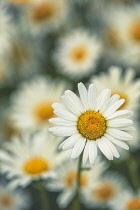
[
  {"left": 82, "top": 173, "right": 127, "bottom": 209},
  {"left": 24, "top": 0, "right": 68, "bottom": 35},
  {"left": 91, "top": 66, "right": 140, "bottom": 112},
  {"left": 0, "top": 131, "right": 64, "bottom": 188},
  {"left": 0, "top": 2, "right": 15, "bottom": 57},
  {"left": 54, "top": 29, "right": 101, "bottom": 79},
  {"left": 10, "top": 77, "right": 66, "bottom": 131},
  {"left": 0, "top": 184, "right": 30, "bottom": 210},
  {"left": 7, "top": 0, "right": 31, "bottom": 6},
  {"left": 49, "top": 82, "right": 134, "bottom": 165},
  {"left": 47, "top": 158, "right": 108, "bottom": 208},
  {"left": 110, "top": 188, "right": 140, "bottom": 210}
]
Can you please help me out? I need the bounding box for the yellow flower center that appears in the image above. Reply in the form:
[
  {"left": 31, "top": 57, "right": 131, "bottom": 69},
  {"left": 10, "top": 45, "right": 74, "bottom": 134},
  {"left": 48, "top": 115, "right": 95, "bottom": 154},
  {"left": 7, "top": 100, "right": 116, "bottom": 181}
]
[
  {"left": 0, "top": 195, "right": 13, "bottom": 207},
  {"left": 23, "top": 157, "right": 50, "bottom": 176},
  {"left": 33, "top": 101, "right": 54, "bottom": 123},
  {"left": 70, "top": 45, "right": 90, "bottom": 64},
  {"left": 94, "top": 183, "right": 115, "bottom": 201},
  {"left": 77, "top": 111, "right": 106, "bottom": 140},
  {"left": 106, "top": 28, "right": 121, "bottom": 48},
  {"left": 129, "top": 20, "right": 140, "bottom": 43},
  {"left": 112, "top": 91, "right": 128, "bottom": 109},
  {"left": 126, "top": 198, "right": 140, "bottom": 210},
  {"left": 8, "top": 0, "right": 31, "bottom": 5},
  {"left": 31, "top": 2, "right": 58, "bottom": 22},
  {"left": 3, "top": 121, "right": 19, "bottom": 139},
  {"left": 65, "top": 171, "right": 87, "bottom": 188}
]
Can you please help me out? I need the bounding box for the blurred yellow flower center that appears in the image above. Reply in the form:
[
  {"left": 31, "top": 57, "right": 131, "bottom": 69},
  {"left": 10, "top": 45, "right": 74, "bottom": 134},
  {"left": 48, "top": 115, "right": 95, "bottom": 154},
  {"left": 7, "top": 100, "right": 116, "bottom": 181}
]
[
  {"left": 8, "top": 0, "right": 30, "bottom": 4},
  {"left": 126, "top": 198, "right": 140, "bottom": 210},
  {"left": 65, "top": 171, "right": 87, "bottom": 188},
  {"left": 77, "top": 111, "right": 106, "bottom": 140},
  {"left": 112, "top": 91, "right": 127, "bottom": 109},
  {"left": 33, "top": 101, "right": 54, "bottom": 123},
  {"left": 70, "top": 45, "right": 89, "bottom": 63},
  {"left": 0, "top": 195, "right": 13, "bottom": 207},
  {"left": 95, "top": 183, "right": 115, "bottom": 201},
  {"left": 129, "top": 20, "right": 140, "bottom": 42},
  {"left": 31, "top": 2, "right": 58, "bottom": 22},
  {"left": 106, "top": 28, "right": 121, "bottom": 48},
  {"left": 3, "top": 121, "right": 19, "bottom": 139},
  {"left": 24, "top": 157, "right": 50, "bottom": 176}
]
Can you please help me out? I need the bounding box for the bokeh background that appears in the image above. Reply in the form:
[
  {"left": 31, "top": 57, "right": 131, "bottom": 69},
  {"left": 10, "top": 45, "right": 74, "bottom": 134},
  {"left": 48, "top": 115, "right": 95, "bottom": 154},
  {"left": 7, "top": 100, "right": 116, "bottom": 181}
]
[{"left": 0, "top": 0, "right": 140, "bottom": 210}]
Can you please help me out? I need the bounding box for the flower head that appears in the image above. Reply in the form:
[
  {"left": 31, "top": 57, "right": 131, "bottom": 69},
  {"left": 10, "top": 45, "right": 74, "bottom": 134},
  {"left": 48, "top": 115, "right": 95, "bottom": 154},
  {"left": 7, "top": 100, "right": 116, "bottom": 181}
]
[{"left": 49, "top": 83, "right": 134, "bottom": 165}]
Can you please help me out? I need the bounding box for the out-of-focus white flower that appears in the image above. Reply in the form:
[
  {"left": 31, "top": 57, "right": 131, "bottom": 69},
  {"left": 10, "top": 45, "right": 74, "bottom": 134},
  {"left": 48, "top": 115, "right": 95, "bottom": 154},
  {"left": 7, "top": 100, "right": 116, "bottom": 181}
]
[
  {"left": 91, "top": 66, "right": 140, "bottom": 113},
  {"left": 24, "top": 0, "right": 68, "bottom": 35},
  {"left": 0, "top": 131, "right": 64, "bottom": 188},
  {"left": 10, "top": 77, "right": 66, "bottom": 131},
  {"left": 47, "top": 158, "right": 108, "bottom": 208},
  {"left": 6, "top": 0, "right": 32, "bottom": 6},
  {"left": 110, "top": 188, "right": 140, "bottom": 210},
  {"left": 49, "top": 82, "right": 134, "bottom": 165},
  {"left": 54, "top": 29, "right": 101, "bottom": 79},
  {"left": 0, "top": 2, "right": 15, "bottom": 57},
  {"left": 82, "top": 173, "right": 127, "bottom": 209},
  {"left": 0, "top": 184, "right": 31, "bottom": 210}
]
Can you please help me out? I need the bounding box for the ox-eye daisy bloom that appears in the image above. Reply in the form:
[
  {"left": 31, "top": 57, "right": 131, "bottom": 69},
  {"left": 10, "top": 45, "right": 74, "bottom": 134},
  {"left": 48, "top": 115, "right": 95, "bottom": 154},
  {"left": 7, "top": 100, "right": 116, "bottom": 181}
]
[
  {"left": 49, "top": 82, "right": 134, "bottom": 165},
  {"left": 82, "top": 173, "right": 127, "bottom": 209},
  {"left": 47, "top": 158, "right": 108, "bottom": 208},
  {"left": 54, "top": 29, "right": 101, "bottom": 78},
  {"left": 0, "top": 184, "right": 30, "bottom": 210},
  {"left": 91, "top": 66, "right": 140, "bottom": 112},
  {"left": 0, "top": 131, "right": 64, "bottom": 188},
  {"left": 25, "top": 0, "right": 68, "bottom": 35},
  {"left": 10, "top": 77, "right": 66, "bottom": 131},
  {"left": 110, "top": 188, "right": 140, "bottom": 210}
]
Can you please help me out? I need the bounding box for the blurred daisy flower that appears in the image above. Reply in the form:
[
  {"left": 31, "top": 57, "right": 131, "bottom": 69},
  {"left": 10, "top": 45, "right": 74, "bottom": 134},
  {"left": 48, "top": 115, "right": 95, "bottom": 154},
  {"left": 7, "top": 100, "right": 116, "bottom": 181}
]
[
  {"left": 0, "top": 184, "right": 30, "bottom": 210},
  {"left": 91, "top": 66, "right": 140, "bottom": 112},
  {"left": 25, "top": 0, "right": 68, "bottom": 35},
  {"left": 54, "top": 29, "right": 102, "bottom": 79},
  {"left": 82, "top": 173, "right": 127, "bottom": 209},
  {"left": 110, "top": 188, "right": 140, "bottom": 210},
  {"left": 49, "top": 82, "right": 134, "bottom": 165},
  {"left": 47, "top": 158, "right": 108, "bottom": 208},
  {"left": 0, "top": 131, "right": 64, "bottom": 188},
  {"left": 10, "top": 77, "right": 66, "bottom": 131},
  {"left": 0, "top": 2, "right": 15, "bottom": 57},
  {"left": 7, "top": 0, "right": 31, "bottom": 6}
]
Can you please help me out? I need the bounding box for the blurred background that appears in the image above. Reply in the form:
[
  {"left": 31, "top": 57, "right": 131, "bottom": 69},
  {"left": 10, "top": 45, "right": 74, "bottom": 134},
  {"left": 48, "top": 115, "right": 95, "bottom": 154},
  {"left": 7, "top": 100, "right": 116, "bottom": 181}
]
[{"left": 0, "top": 0, "right": 140, "bottom": 210}]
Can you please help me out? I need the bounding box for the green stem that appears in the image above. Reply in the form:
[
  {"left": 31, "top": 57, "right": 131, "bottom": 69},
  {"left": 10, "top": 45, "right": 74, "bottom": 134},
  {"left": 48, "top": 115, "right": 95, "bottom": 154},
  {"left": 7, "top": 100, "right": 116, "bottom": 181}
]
[
  {"left": 36, "top": 181, "right": 51, "bottom": 210},
  {"left": 72, "top": 152, "right": 84, "bottom": 210}
]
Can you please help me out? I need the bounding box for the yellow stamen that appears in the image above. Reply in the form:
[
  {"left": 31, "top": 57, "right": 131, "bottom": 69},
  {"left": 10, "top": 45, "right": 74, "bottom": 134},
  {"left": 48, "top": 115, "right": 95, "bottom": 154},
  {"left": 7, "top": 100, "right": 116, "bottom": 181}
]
[
  {"left": 0, "top": 196, "right": 13, "bottom": 207},
  {"left": 129, "top": 20, "right": 140, "bottom": 42},
  {"left": 65, "top": 171, "right": 87, "bottom": 188},
  {"left": 126, "top": 198, "right": 140, "bottom": 210},
  {"left": 70, "top": 45, "right": 90, "bottom": 63},
  {"left": 94, "top": 183, "right": 115, "bottom": 201},
  {"left": 31, "top": 2, "right": 58, "bottom": 22},
  {"left": 23, "top": 157, "right": 50, "bottom": 176},
  {"left": 77, "top": 111, "right": 106, "bottom": 140},
  {"left": 33, "top": 101, "right": 54, "bottom": 123}
]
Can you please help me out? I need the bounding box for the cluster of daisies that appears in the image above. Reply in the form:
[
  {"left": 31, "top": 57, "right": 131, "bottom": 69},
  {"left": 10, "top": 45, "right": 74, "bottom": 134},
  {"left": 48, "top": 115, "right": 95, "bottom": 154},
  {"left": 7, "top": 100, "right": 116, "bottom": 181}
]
[{"left": 0, "top": 0, "right": 140, "bottom": 210}]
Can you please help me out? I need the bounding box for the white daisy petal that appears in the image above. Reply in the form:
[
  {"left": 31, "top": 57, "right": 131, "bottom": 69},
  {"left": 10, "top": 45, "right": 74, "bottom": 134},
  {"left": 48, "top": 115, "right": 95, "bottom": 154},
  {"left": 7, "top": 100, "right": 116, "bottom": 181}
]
[
  {"left": 78, "top": 82, "right": 89, "bottom": 109},
  {"left": 49, "top": 118, "right": 76, "bottom": 126},
  {"left": 103, "top": 137, "right": 120, "bottom": 158},
  {"left": 98, "top": 89, "right": 111, "bottom": 113},
  {"left": 97, "top": 138, "right": 113, "bottom": 160},
  {"left": 106, "top": 110, "right": 133, "bottom": 120},
  {"left": 120, "top": 126, "right": 136, "bottom": 131},
  {"left": 71, "top": 138, "right": 86, "bottom": 159},
  {"left": 54, "top": 108, "right": 77, "bottom": 121},
  {"left": 103, "top": 99, "right": 125, "bottom": 118},
  {"left": 82, "top": 141, "right": 90, "bottom": 165},
  {"left": 107, "top": 94, "right": 120, "bottom": 107},
  {"left": 106, "top": 128, "right": 133, "bottom": 141},
  {"left": 107, "top": 119, "right": 133, "bottom": 128},
  {"left": 88, "top": 84, "right": 97, "bottom": 110},
  {"left": 49, "top": 126, "right": 77, "bottom": 136},
  {"left": 88, "top": 141, "right": 97, "bottom": 165},
  {"left": 59, "top": 134, "right": 81, "bottom": 150}
]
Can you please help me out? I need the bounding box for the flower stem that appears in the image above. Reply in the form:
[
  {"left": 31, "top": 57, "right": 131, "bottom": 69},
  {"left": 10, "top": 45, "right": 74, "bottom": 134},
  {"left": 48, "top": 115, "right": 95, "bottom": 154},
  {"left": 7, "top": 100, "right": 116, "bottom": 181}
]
[
  {"left": 36, "top": 181, "right": 51, "bottom": 210},
  {"left": 72, "top": 151, "right": 84, "bottom": 210}
]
